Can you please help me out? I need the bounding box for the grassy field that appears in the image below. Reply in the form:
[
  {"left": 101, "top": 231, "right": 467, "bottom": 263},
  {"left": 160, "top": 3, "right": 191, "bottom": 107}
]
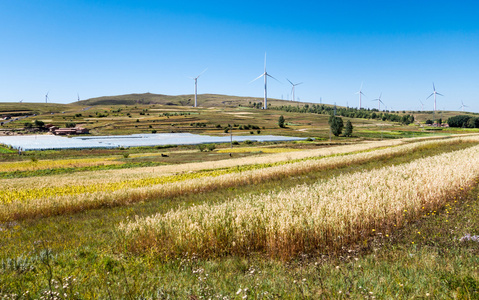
[
  {"left": 0, "top": 135, "right": 478, "bottom": 298},
  {"left": 1, "top": 97, "right": 479, "bottom": 298}
]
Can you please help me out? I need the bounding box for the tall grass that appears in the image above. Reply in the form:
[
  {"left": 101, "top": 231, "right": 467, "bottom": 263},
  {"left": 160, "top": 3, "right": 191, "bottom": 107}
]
[{"left": 119, "top": 144, "right": 479, "bottom": 259}]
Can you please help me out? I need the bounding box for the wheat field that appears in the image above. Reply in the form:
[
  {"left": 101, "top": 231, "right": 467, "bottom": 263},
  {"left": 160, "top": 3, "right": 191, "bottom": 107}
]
[{"left": 119, "top": 143, "right": 479, "bottom": 259}]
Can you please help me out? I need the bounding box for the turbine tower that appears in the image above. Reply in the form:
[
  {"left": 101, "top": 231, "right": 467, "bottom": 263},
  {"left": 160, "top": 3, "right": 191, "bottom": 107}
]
[
  {"left": 286, "top": 79, "right": 303, "bottom": 102},
  {"left": 426, "top": 83, "right": 443, "bottom": 119},
  {"left": 355, "top": 82, "right": 365, "bottom": 109},
  {"left": 190, "top": 68, "right": 207, "bottom": 108},
  {"left": 373, "top": 93, "right": 384, "bottom": 111},
  {"left": 251, "top": 53, "right": 278, "bottom": 109},
  {"left": 45, "top": 92, "right": 49, "bottom": 104}
]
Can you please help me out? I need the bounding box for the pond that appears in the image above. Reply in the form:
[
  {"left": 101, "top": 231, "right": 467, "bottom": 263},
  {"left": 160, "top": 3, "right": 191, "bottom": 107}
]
[{"left": 0, "top": 133, "right": 306, "bottom": 151}]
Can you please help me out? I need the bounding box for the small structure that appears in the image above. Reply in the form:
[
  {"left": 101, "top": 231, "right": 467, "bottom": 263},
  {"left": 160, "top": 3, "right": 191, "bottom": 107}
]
[{"left": 52, "top": 127, "right": 89, "bottom": 135}]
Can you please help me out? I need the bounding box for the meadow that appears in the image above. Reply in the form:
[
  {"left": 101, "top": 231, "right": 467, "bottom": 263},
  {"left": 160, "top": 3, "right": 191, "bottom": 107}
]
[{"left": 0, "top": 134, "right": 478, "bottom": 298}]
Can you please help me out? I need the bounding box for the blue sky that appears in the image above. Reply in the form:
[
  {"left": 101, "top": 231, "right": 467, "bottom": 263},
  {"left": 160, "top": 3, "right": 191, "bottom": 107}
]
[{"left": 1, "top": 0, "right": 479, "bottom": 112}]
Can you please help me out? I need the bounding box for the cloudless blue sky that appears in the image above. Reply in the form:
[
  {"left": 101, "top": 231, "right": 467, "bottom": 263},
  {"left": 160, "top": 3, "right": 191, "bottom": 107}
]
[{"left": 1, "top": 0, "right": 479, "bottom": 112}]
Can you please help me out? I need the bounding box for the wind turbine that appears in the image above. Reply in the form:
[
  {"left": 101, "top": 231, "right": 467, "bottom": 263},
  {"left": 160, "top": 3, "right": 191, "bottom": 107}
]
[
  {"left": 419, "top": 99, "right": 424, "bottom": 111},
  {"left": 355, "top": 82, "right": 365, "bottom": 109},
  {"left": 189, "top": 68, "right": 207, "bottom": 108},
  {"left": 373, "top": 93, "right": 384, "bottom": 111},
  {"left": 426, "top": 83, "right": 443, "bottom": 119},
  {"left": 45, "top": 92, "right": 49, "bottom": 103},
  {"left": 251, "top": 53, "right": 279, "bottom": 109},
  {"left": 459, "top": 100, "right": 469, "bottom": 112},
  {"left": 77, "top": 93, "right": 80, "bottom": 102},
  {"left": 286, "top": 79, "right": 303, "bottom": 102}
]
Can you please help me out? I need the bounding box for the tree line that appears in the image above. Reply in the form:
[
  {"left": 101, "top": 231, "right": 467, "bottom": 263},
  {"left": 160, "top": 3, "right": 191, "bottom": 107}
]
[{"left": 271, "top": 104, "right": 414, "bottom": 125}]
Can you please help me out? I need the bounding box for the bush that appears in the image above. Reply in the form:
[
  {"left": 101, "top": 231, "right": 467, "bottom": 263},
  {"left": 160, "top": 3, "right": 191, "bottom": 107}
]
[
  {"left": 197, "top": 144, "right": 206, "bottom": 152},
  {"left": 232, "top": 141, "right": 239, "bottom": 145},
  {"left": 65, "top": 122, "right": 76, "bottom": 128},
  {"left": 244, "top": 140, "right": 253, "bottom": 145},
  {"left": 206, "top": 144, "right": 216, "bottom": 151},
  {"left": 34, "top": 120, "right": 44, "bottom": 128},
  {"left": 278, "top": 115, "right": 285, "bottom": 128}
]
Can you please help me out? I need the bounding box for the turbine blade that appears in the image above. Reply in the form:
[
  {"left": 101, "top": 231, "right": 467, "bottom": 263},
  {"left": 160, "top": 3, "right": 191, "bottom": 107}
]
[
  {"left": 266, "top": 73, "right": 281, "bottom": 83},
  {"left": 433, "top": 82, "right": 436, "bottom": 91},
  {"left": 436, "top": 92, "right": 444, "bottom": 96},
  {"left": 197, "top": 68, "right": 208, "bottom": 79},
  {"left": 249, "top": 73, "right": 265, "bottom": 83},
  {"left": 286, "top": 78, "right": 294, "bottom": 85},
  {"left": 295, "top": 82, "right": 303, "bottom": 86},
  {"left": 426, "top": 93, "right": 434, "bottom": 99},
  {"left": 360, "top": 82, "right": 363, "bottom": 90},
  {"left": 264, "top": 52, "right": 267, "bottom": 72}
]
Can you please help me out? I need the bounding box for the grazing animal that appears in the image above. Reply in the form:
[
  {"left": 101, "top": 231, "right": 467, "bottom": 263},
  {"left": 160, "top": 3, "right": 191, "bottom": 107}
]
[{"left": 161, "top": 153, "right": 169, "bottom": 157}]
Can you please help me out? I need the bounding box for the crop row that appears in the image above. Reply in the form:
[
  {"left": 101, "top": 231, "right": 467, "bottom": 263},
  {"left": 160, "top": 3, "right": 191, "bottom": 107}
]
[
  {"left": 0, "top": 156, "right": 121, "bottom": 172},
  {"left": 0, "top": 136, "right": 460, "bottom": 192},
  {"left": 119, "top": 144, "right": 479, "bottom": 259},
  {"left": 1, "top": 136, "right": 478, "bottom": 221}
]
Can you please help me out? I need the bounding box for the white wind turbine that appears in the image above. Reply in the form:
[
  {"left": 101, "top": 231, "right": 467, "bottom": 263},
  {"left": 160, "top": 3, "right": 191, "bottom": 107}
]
[
  {"left": 45, "top": 92, "right": 49, "bottom": 103},
  {"left": 419, "top": 99, "right": 424, "bottom": 111},
  {"left": 190, "top": 68, "right": 207, "bottom": 108},
  {"left": 251, "top": 53, "right": 279, "bottom": 109},
  {"left": 459, "top": 100, "right": 469, "bottom": 112},
  {"left": 373, "top": 93, "right": 384, "bottom": 111},
  {"left": 426, "top": 83, "right": 443, "bottom": 118},
  {"left": 355, "top": 82, "right": 365, "bottom": 109},
  {"left": 286, "top": 79, "right": 303, "bottom": 102}
]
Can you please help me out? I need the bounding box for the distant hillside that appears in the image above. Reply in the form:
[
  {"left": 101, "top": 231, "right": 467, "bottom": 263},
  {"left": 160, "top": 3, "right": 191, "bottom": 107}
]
[{"left": 77, "top": 93, "right": 311, "bottom": 108}]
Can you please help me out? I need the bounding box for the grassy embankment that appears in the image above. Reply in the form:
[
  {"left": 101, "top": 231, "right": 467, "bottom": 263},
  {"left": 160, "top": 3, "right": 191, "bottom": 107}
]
[{"left": 0, "top": 137, "right": 478, "bottom": 298}]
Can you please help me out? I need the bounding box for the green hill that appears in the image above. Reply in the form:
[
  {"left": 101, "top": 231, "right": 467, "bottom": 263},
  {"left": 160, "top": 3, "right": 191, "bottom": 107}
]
[{"left": 77, "top": 93, "right": 308, "bottom": 108}]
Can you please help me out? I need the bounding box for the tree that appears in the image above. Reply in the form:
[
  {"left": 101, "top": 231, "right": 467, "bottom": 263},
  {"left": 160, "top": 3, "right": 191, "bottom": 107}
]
[
  {"left": 34, "top": 120, "right": 44, "bottom": 128},
  {"left": 24, "top": 122, "right": 33, "bottom": 129},
  {"left": 65, "top": 122, "right": 76, "bottom": 128},
  {"left": 344, "top": 120, "right": 353, "bottom": 137},
  {"left": 278, "top": 115, "right": 285, "bottom": 128},
  {"left": 328, "top": 115, "right": 343, "bottom": 136}
]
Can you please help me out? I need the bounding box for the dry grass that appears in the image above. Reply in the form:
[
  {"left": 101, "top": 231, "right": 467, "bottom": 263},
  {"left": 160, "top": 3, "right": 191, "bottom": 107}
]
[{"left": 119, "top": 144, "right": 479, "bottom": 259}]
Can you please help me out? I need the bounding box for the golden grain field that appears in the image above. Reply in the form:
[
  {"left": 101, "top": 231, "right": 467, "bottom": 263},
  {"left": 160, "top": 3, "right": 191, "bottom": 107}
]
[{"left": 119, "top": 143, "right": 479, "bottom": 259}]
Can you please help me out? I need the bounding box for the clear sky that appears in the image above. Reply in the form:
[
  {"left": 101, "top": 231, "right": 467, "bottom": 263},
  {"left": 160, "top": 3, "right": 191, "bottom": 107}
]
[{"left": 1, "top": 0, "right": 478, "bottom": 112}]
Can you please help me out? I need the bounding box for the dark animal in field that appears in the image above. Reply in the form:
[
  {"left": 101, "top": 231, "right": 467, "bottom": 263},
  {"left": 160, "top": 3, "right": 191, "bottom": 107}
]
[{"left": 161, "top": 153, "right": 169, "bottom": 157}]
